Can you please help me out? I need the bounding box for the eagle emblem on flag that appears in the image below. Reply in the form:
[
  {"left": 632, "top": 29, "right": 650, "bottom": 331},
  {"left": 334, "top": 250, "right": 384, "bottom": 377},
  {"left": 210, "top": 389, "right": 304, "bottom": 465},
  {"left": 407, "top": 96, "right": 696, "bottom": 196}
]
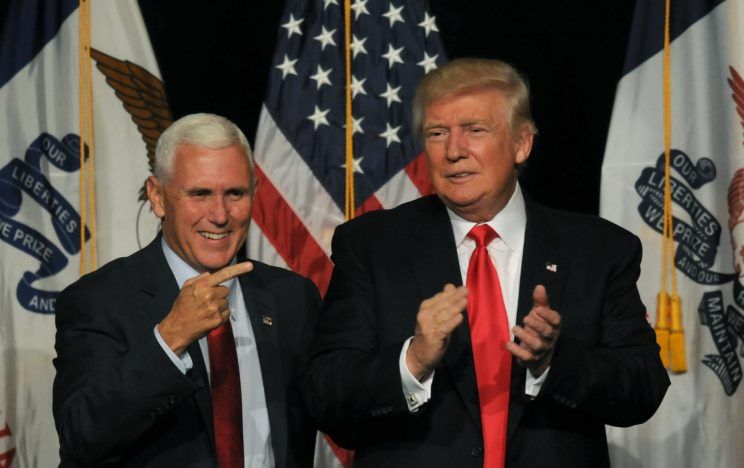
[{"left": 89, "top": 48, "right": 173, "bottom": 201}]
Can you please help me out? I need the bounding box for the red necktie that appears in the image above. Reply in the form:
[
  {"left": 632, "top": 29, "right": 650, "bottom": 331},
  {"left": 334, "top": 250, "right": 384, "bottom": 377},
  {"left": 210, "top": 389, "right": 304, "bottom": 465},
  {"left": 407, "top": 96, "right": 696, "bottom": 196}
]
[
  {"left": 466, "top": 224, "right": 512, "bottom": 468},
  {"left": 207, "top": 321, "right": 244, "bottom": 468}
]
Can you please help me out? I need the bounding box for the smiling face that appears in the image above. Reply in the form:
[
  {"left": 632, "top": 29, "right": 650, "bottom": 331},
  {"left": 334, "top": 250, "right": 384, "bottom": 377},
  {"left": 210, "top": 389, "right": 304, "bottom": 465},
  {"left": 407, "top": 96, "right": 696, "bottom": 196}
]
[
  {"left": 423, "top": 88, "right": 533, "bottom": 222},
  {"left": 147, "top": 143, "right": 254, "bottom": 273}
]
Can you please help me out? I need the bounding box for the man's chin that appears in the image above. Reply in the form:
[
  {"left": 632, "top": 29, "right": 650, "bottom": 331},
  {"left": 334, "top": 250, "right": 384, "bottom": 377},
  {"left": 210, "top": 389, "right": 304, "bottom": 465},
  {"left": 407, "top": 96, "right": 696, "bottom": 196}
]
[
  {"left": 442, "top": 198, "right": 504, "bottom": 223},
  {"left": 440, "top": 195, "right": 479, "bottom": 214},
  {"left": 196, "top": 253, "right": 240, "bottom": 273}
]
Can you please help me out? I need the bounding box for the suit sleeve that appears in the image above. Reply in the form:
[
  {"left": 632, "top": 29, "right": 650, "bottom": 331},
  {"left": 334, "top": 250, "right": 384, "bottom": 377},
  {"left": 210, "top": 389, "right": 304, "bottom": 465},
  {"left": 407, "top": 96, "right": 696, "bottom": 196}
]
[
  {"left": 302, "top": 223, "right": 411, "bottom": 448},
  {"left": 539, "top": 234, "right": 670, "bottom": 426},
  {"left": 52, "top": 279, "right": 202, "bottom": 466}
]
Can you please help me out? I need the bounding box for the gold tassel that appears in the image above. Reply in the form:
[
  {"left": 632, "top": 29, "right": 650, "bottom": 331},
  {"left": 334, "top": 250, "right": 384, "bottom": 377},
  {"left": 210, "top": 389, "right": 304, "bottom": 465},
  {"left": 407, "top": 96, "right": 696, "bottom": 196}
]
[
  {"left": 655, "top": 292, "right": 671, "bottom": 368},
  {"left": 669, "top": 294, "right": 687, "bottom": 373}
]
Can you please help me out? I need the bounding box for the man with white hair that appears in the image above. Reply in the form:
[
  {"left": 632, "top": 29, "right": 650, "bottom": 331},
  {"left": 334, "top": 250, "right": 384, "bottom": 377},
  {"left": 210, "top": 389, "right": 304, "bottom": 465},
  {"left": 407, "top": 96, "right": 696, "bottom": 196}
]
[{"left": 53, "top": 113, "right": 319, "bottom": 467}]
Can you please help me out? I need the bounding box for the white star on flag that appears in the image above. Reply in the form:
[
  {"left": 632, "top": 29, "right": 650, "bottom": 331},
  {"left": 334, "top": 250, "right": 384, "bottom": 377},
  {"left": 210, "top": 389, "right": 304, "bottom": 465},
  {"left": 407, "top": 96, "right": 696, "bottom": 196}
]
[
  {"left": 307, "top": 105, "right": 330, "bottom": 129},
  {"left": 352, "top": 116, "right": 364, "bottom": 134},
  {"left": 380, "top": 83, "right": 402, "bottom": 107},
  {"left": 382, "top": 44, "right": 404, "bottom": 68},
  {"left": 418, "top": 12, "right": 439, "bottom": 37},
  {"left": 276, "top": 54, "right": 298, "bottom": 78},
  {"left": 341, "top": 156, "right": 365, "bottom": 174},
  {"left": 417, "top": 52, "right": 438, "bottom": 73},
  {"left": 350, "top": 35, "right": 368, "bottom": 58},
  {"left": 382, "top": 4, "right": 405, "bottom": 28},
  {"left": 322, "top": 0, "right": 339, "bottom": 9},
  {"left": 351, "top": 0, "right": 370, "bottom": 20},
  {"left": 379, "top": 123, "right": 402, "bottom": 147},
  {"left": 281, "top": 14, "right": 304, "bottom": 38},
  {"left": 310, "top": 65, "right": 332, "bottom": 90},
  {"left": 314, "top": 26, "right": 337, "bottom": 51},
  {"left": 351, "top": 76, "right": 367, "bottom": 98}
]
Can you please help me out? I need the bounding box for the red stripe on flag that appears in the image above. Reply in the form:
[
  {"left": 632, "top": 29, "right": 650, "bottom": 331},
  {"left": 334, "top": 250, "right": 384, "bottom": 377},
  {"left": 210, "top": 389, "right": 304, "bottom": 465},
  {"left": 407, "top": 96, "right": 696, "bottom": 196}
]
[
  {"left": 404, "top": 152, "right": 434, "bottom": 195},
  {"left": 251, "top": 163, "right": 333, "bottom": 295},
  {"left": 356, "top": 194, "right": 383, "bottom": 216}
]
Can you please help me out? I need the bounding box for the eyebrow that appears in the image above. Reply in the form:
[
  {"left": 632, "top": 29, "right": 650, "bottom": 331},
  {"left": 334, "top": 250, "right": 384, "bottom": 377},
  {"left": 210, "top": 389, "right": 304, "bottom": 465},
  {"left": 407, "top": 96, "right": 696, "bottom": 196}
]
[
  {"left": 460, "top": 119, "right": 487, "bottom": 127},
  {"left": 423, "top": 118, "right": 489, "bottom": 131}
]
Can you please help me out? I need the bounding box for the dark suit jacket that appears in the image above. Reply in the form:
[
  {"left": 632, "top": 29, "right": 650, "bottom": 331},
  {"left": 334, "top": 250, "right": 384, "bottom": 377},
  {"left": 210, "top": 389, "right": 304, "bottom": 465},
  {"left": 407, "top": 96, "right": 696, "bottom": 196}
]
[
  {"left": 303, "top": 194, "right": 669, "bottom": 468},
  {"left": 53, "top": 236, "right": 320, "bottom": 467}
]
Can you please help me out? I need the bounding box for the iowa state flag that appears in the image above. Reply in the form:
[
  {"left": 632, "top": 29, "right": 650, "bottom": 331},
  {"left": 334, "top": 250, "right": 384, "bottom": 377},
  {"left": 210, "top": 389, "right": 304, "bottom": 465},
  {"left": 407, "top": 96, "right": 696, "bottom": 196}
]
[
  {"left": 601, "top": 0, "right": 744, "bottom": 466},
  {"left": 0, "top": 1, "right": 166, "bottom": 465}
]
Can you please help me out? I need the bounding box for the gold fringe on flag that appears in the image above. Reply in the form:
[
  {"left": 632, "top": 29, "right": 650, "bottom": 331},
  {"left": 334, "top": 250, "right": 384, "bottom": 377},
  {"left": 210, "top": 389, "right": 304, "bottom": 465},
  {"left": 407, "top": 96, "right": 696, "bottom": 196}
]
[
  {"left": 656, "top": 0, "right": 686, "bottom": 373},
  {"left": 669, "top": 293, "right": 686, "bottom": 372},
  {"left": 655, "top": 292, "right": 670, "bottom": 368},
  {"left": 343, "top": 0, "right": 355, "bottom": 220},
  {"left": 78, "top": 0, "right": 97, "bottom": 274}
]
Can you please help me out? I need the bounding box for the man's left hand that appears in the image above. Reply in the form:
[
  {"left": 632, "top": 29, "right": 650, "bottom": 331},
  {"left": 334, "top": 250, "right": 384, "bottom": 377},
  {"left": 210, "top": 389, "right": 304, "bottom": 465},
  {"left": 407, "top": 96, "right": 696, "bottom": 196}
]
[{"left": 506, "top": 284, "right": 561, "bottom": 377}]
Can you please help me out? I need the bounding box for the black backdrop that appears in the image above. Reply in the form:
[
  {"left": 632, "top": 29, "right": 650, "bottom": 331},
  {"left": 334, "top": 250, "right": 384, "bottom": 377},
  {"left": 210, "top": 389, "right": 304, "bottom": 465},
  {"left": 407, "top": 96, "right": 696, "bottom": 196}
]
[{"left": 109, "top": 1, "right": 637, "bottom": 215}]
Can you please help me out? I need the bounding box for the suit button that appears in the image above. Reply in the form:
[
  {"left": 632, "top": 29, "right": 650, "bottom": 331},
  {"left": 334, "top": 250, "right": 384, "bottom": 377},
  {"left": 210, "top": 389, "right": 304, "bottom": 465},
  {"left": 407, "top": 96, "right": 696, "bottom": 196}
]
[{"left": 471, "top": 446, "right": 483, "bottom": 457}]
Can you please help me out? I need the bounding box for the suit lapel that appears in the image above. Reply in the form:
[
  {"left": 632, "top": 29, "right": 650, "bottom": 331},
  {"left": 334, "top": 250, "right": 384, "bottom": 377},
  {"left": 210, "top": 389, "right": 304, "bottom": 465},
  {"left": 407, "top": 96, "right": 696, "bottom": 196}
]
[
  {"left": 137, "top": 236, "right": 215, "bottom": 452},
  {"left": 238, "top": 269, "right": 288, "bottom": 468},
  {"left": 405, "top": 197, "right": 482, "bottom": 427},
  {"left": 507, "top": 200, "right": 571, "bottom": 444}
]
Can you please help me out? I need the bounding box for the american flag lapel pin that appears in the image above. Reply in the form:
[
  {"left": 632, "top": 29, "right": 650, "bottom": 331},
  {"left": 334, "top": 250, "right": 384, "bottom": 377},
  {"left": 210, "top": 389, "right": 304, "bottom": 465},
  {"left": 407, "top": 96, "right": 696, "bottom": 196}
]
[
  {"left": 545, "top": 262, "right": 558, "bottom": 273},
  {"left": 262, "top": 315, "right": 273, "bottom": 326}
]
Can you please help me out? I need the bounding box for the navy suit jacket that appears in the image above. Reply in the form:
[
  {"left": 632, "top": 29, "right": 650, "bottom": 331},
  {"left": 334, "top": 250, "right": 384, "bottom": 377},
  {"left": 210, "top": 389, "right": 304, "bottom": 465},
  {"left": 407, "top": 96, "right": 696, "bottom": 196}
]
[
  {"left": 53, "top": 236, "right": 320, "bottom": 467},
  {"left": 303, "top": 194, "right": 669, "bottom": 468}
]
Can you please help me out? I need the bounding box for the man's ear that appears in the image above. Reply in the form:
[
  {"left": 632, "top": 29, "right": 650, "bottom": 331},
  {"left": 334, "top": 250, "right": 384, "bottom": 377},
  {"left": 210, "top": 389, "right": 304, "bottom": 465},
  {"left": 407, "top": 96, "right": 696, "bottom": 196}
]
[
  {"left": 146, "top": 176, "right": 166, "bottom": 219},
  {"left": 250, "top": 169, "right": 259, "bottom": 196},
  {"left": 515, "top": 127, "right": 534, "bottom": 165}
]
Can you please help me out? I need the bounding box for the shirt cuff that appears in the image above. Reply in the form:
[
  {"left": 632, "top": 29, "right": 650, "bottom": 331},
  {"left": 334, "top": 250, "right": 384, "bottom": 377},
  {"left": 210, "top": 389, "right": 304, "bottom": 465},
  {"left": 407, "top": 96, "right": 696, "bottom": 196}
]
[
  {"left": 399, "top": 337, "right": 434, "bottom": 412},
  {"left": 524, "top": 366, "right": 550, "bottom": 397},
  {"left": 153, "top": 325, "right": 193, "bottom": 374}
]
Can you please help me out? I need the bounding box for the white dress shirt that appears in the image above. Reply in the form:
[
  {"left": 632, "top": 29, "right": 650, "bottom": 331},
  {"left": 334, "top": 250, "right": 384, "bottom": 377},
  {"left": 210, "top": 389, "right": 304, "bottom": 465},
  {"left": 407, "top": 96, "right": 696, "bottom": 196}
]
[
  {"left": 400, "top": 185, "right": 549, "bottom": 411},
  {"left": 154, "top": 239, "right": 275, "bottom": 468}
]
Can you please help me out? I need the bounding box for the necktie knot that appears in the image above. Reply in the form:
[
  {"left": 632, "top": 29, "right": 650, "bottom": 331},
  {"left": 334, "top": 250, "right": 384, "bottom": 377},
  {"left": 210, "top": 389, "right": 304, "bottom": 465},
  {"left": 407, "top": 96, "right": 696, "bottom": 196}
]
[{"left": 468, "top": 224, "right": 498, "bottom": 247}]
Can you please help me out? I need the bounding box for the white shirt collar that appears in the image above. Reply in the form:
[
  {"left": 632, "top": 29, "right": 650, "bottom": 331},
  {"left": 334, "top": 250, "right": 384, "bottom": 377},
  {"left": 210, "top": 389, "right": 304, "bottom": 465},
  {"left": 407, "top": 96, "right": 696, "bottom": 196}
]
[{"left": 447, "top": 184, "right": 527, "bottom": 252}]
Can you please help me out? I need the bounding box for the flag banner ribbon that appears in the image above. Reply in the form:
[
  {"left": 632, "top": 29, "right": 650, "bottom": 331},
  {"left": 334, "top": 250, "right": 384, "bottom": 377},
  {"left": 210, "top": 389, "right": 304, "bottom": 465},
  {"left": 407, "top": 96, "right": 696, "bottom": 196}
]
[
  {"left": 634, "top": 148, "right": 743, "bottom": 395},
  {"left": 698, "top": 291, "right": 744, "bottom": 395},
  {"left": 0, "top": 132, "right": 89, "bottom": 314},
  {"left": 635, "top": 150, "right": 733, "bottom": 285}
]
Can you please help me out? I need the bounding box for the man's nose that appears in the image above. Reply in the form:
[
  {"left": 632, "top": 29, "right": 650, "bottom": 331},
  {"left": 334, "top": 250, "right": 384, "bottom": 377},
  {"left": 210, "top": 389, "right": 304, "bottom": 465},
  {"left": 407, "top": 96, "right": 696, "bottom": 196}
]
[
  {"left": 208, "top": 195, "right": 229, "bottom": 225},
  {"left": 445, "top": 131, "right": 465, "bottom": 161}
]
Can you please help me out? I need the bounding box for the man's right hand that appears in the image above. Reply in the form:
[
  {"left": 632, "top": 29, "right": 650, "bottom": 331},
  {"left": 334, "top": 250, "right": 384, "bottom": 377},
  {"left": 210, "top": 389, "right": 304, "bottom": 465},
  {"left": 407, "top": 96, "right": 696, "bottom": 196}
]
[
  {"left": 157, "top": 262, "right": 253, "bottom": 356},
  {"left": 406, "top": 284, "right": 468, "bottom": 381}
]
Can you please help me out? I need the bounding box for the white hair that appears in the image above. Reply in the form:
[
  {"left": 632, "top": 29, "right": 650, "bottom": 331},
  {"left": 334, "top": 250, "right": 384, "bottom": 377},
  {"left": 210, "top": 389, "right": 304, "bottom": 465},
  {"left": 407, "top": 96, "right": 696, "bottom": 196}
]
[{"left": 154, "top": 113, "right": 254, "bottom": 183}]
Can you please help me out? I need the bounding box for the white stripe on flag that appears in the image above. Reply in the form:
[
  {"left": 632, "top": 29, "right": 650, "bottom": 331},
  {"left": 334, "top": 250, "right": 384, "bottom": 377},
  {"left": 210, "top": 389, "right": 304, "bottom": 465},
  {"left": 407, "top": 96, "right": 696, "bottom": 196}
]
[
  {"left": 254, "top": 106, "right": 344, "bottom": 257},
  {"left": 375, "top": 165, "right": 425, "bottom": 209},
  {"left": 247, "top": 223, "right": 288, "bottom": 269}
]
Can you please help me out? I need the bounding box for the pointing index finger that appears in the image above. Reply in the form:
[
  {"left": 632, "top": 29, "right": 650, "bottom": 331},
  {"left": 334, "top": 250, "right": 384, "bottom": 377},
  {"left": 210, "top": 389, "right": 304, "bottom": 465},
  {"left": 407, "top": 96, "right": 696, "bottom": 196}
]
[{"left": 205, "top": 261, "right": 253, "bottom": 287}]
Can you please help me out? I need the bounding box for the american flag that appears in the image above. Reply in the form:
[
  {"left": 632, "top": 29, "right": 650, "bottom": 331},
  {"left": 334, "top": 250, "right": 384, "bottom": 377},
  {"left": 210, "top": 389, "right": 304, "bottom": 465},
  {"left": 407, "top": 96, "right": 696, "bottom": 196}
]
[{"left": 249, "top": 0, "right": 446, "bottom": 465}]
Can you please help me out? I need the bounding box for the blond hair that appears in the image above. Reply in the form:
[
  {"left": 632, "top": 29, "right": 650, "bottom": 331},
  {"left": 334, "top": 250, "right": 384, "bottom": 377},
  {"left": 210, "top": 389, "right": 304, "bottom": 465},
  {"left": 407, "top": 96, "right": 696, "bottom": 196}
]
[{"left": 412, "top": 58, "right": 537, "bottom": 138}]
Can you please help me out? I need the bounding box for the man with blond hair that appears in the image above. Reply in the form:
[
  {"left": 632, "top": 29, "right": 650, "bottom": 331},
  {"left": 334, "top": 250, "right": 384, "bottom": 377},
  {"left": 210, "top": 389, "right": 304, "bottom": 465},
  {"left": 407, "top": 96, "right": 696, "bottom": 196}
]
[
  {"left": 304, "top": 59, "right": 669, "bottom": 467},
  {"left": 54, "top": 113, "right": 319, "bottom": 467}
]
